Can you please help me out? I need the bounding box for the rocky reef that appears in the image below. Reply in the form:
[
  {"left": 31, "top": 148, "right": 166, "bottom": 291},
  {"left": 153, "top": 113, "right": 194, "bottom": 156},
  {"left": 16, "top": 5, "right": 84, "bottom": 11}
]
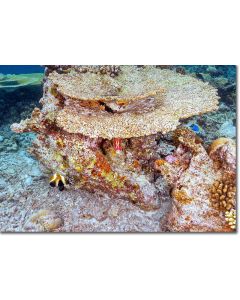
[
  {"left": 11, "top": 66, "right": 219, "bottom": 210},
  {"left": 155, "top": 129, "right": 236, "bottom": 232},
  {"left": 0, "top": 65, "right": 236, "bottom": 232}
]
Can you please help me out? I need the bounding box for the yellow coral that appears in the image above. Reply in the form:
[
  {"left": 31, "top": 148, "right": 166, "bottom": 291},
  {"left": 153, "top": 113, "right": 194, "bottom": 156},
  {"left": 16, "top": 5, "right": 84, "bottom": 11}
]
[
  {"left": 154, "top": 159, "right": 173, "bottom": 182},
  {"left": 56, "top": 138, "right": 65, "bottom": 148},
  {"left": 116, "top": 99, "right": 129, "bottom": 106},
  {"left": 75, "top": 165, "right": 83, "bottom": 172},
  {"left": 60, "top": 161, "right": 69, "bottom": 170},
  {"left": 101, "top": 170, "right": 126, "bottom": 189},
  {"left": 30, "top": 209, "right": 49, "bottom": 223},
  {"left": 41, "top": 217, "right": 63, "bottom": 231},
  {"left": 86, "top": 158, "right": 97, "bottom": 169},
  {"left": 225, "top": 209, "right": 236, "bottom": 230},
  {"left": 54, "top": 153, "right": 63, "bottom": 163},
  {"left": 45, "top": 111, "right": 57, "bottom": 122},
  {"left": 172, "top": 188, "right": 192, "bottom": 205},
  {"left": 155, "top": 159, "right": 166, "bottom": 168}
]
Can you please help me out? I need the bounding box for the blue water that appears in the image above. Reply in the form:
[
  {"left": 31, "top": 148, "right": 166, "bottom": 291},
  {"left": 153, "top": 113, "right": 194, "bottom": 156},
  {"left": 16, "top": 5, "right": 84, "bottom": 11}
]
[
  {"left": 0, "top": 65, "right": 44, "bottom": 74},
  {"left": 182, "top": 65, "right": 236, "bottom": 80},
  {"left": 0, "top": 66, "right": 44, "bottom": 126},
  {"left": 0, "top": 65, "right": 236, "bottom": 79}
]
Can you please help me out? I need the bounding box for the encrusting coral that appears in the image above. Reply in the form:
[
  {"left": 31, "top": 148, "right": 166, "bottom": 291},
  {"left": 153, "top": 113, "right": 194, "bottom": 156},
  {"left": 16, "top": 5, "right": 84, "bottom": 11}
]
[{"left": 12, "top": 65, "right": 224, "bottom": 214}]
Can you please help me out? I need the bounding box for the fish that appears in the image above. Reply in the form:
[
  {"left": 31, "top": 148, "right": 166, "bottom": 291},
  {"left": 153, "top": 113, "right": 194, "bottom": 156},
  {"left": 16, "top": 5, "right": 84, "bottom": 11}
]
[
  {"left": 49, "top": 173, "right": 67, "bottom": 191},
  {"left": 113, "top": 138, "right": 122, "bottom": 151},
  {"left": 190, "top": 123, "right": 201, "bottom": 133}
]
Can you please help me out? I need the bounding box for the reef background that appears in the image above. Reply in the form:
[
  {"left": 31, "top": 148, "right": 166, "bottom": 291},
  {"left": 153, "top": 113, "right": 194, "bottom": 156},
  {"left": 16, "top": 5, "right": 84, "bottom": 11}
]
[{"left": 0, "top": 65, "right": 236, "bottom": 232}]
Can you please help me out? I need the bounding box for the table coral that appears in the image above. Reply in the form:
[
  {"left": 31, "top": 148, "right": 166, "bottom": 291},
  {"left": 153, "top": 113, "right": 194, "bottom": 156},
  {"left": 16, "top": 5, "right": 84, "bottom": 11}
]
[{"left": 45, "top": 66, "right": 219, "bottom": 139}]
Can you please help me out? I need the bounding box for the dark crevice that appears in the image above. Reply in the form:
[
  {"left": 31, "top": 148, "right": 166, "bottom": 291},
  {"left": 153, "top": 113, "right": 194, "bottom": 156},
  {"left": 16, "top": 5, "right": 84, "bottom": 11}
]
[
  {"left": 99, "top": 139, "right": 107, "bottom": 155},
  {"left": 98, "top": 101, "right": 114, "bottom": 113}
]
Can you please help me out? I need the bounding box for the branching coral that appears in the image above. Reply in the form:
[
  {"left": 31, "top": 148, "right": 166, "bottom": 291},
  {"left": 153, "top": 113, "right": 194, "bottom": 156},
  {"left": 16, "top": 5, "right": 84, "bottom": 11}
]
[
  {"left": 155, "top": 126, "right": 236, "bottom": 232},
  {"left": 208, "top": 138, "right": 236, "bottom": 229},
  {"left": 210, "top": 179, "right": 236, "bottom": 211},
  {"left": 225, "top": 209, "right": 236, "bottom": 230}
]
